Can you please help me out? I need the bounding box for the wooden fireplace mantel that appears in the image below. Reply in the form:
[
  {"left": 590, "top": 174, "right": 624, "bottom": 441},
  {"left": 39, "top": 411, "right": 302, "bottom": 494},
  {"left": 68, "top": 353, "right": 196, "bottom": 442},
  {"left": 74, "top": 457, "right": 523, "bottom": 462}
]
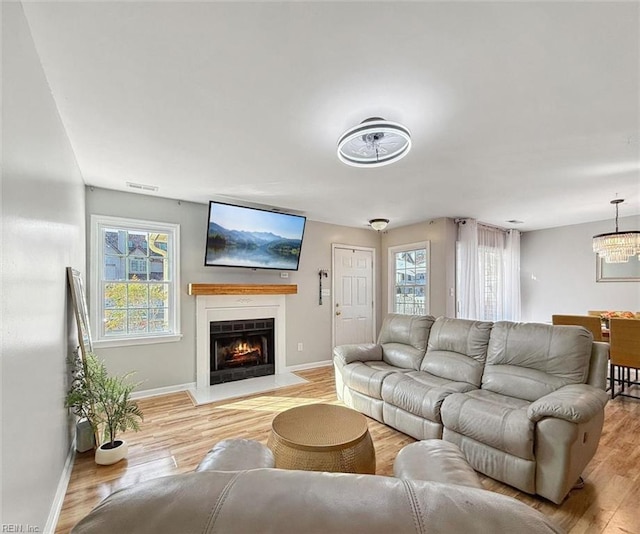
[{"left": 188, "top": 283, "right": 297, "bottom": 296}]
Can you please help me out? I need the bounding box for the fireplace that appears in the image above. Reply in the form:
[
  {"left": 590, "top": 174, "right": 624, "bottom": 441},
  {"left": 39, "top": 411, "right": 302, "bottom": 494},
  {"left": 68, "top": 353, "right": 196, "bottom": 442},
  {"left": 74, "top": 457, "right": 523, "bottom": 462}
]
[
  {"left": 210, "top": 318, "right": 275, "bottom": 384},
  {"left": 194, "top": 293, "right": 288, "bottom": 391}
]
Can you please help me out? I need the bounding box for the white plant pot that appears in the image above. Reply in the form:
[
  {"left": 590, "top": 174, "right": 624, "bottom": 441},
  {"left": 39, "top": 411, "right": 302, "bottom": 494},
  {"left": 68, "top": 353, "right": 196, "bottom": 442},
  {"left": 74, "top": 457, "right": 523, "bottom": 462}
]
[{"left": 95, "top": 439, "right": 128, "bottom": 465}]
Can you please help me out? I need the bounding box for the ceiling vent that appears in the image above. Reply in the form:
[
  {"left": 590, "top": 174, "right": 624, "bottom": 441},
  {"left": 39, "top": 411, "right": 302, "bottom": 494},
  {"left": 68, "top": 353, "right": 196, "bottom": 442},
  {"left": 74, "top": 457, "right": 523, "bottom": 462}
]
[{"left": 126, "top": 181, "right": 159, "bottom": 192}]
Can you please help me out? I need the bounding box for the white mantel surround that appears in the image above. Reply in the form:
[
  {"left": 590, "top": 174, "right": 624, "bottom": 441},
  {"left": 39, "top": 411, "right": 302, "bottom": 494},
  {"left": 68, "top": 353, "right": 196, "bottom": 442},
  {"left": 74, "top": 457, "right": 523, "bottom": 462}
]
[{"left": 192, "top": 293, "right": 306, "bottom": 404}]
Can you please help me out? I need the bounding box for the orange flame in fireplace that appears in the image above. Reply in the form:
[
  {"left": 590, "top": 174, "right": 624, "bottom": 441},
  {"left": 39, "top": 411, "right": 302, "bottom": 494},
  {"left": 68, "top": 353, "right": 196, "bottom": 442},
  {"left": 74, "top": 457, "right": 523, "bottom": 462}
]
[
  {"left": 233, "top": 342, "right": 260, "bottom": 357},
  {"left": 229, "top": 340, "right": 262, "bottom": 363}
]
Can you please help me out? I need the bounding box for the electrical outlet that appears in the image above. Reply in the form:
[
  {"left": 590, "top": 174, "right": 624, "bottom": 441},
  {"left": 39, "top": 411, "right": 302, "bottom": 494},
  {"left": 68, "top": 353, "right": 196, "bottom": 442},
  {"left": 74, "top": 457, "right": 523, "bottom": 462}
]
[
  {"left": 280, "top": 272, "right": 289, "bottom": 279},
  {"left": 297, "top": 342, "right": 303, "bottom": 351}
]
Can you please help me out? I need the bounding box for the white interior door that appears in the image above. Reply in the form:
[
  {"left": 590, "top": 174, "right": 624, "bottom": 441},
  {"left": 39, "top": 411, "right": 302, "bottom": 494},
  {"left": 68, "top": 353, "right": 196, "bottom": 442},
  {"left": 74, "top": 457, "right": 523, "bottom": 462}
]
[{"left": 333, "top": 246, "right": 375, "bottom": 347}]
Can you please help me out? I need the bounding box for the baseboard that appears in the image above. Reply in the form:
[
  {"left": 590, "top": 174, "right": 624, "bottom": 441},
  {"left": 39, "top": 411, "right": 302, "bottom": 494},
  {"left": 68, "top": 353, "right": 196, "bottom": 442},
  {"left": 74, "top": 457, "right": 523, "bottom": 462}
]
[
  {"left": 285, "top": 360, "right": 333, "bottom": 373},
  {"left": 44, "top": 441, "right": 76, "bottom": 534},
  {"left": 131, "top": 365, "right": 331, "bottom": 400},
  {"left": 131, "top": 382, "right": 196, "bottom": 400}
]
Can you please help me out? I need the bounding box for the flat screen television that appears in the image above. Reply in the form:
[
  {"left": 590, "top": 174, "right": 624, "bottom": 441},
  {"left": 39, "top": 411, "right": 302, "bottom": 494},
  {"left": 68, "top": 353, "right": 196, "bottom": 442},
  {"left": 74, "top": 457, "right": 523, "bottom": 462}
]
[{"left": 204, "top": 201, "right": 306, "bottom": 270}]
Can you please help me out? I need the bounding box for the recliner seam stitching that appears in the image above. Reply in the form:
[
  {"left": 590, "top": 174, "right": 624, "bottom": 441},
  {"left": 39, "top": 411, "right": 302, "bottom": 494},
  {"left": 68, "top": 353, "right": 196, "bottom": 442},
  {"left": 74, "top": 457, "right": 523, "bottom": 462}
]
[
  {"left": 202, "top": 471, "right": 243, "bottom": 534},
  {"left": 401, "top": 479, "right": 426, "bottom": 534}
]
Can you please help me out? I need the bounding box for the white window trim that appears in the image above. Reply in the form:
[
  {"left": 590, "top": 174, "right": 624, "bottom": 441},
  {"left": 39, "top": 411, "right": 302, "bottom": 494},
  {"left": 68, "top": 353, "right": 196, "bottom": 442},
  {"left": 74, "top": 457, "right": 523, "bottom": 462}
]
[
  {"left": 388, "top": 241, "right": 430, "bottom": 315},
  {"left": 91, "top": 214, "right": 182, "bottom": 348}
]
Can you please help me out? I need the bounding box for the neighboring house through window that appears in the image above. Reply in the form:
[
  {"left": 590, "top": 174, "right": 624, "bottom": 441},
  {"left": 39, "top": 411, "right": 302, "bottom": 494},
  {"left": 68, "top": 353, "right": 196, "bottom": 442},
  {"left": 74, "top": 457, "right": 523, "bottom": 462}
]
[
  {"left": 388, "top": 242, "right": 430, "bottom": 315},
  {"left": 91, "top": 215, "right": 181, "bottom": 347}
]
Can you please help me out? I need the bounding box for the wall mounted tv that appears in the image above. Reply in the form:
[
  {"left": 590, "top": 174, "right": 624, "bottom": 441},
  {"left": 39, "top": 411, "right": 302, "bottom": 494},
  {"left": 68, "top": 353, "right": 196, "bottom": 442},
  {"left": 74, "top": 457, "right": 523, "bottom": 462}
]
[{"left": 204, "top": 201, "right": 306, "bottom": 270}]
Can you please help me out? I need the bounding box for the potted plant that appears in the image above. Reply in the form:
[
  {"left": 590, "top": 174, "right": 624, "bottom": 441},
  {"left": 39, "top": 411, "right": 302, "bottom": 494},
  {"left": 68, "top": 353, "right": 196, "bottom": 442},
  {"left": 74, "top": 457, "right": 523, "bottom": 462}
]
[
  {"left": 65, "top": 351, "right": 144, "bottom": 465},
  {"left": 65, "top": 349, "right": 98, "bottom": 452}
]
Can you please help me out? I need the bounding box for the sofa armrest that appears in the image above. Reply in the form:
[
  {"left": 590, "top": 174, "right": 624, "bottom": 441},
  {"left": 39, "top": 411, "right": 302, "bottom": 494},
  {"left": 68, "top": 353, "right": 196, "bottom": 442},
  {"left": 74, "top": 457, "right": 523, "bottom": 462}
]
[
  {"left": 527, "top": 384, "right": 608, "bottom": 424},
  {"left": 394, "top": 440, "right": 483, "bottom": 489},
  {"left": 196, "top": 439, "right": 275, "bottom": 472},
  {"left": 586, "top": 341, "right": 609, "bottom": 390},
  {"left": 333, "top": 343, "right": 382, "bottom": 366}
]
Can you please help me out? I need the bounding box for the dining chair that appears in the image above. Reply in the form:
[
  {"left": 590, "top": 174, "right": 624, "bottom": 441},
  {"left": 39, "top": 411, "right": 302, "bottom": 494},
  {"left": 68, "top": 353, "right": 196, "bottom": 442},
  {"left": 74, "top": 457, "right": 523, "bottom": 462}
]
[
  {"left": 609, "top": 318, "right": 640, "bottom": 400},
  {"left": 551, "top": 314, "right": 604, "bottom": 342}
]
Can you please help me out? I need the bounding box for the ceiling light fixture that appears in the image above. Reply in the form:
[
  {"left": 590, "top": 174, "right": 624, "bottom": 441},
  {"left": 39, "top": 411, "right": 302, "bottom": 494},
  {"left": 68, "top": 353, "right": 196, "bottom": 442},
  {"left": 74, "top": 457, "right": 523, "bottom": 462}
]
[
  {"left": 592, "top": 199, "right": 640, "bottom": 263},
  {"left": 337, "top": 118, "right": 411, "bottom": 167},
  {"left": 369, "top": 218, "right": 389, "bottom": 231}
]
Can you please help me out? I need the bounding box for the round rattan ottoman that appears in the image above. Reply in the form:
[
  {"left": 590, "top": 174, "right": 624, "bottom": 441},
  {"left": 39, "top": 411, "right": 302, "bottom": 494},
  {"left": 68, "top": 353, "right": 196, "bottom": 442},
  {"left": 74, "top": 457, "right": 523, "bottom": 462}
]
[{"left": 267, "top": 403, "right": 376, "bottom": 474}]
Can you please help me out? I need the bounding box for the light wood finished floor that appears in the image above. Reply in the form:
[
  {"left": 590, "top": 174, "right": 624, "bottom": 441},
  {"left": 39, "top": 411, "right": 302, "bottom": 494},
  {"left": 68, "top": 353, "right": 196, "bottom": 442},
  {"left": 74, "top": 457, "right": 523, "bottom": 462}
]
[{"left": 56, "top": 367, "right": 640, "bottom": 533}]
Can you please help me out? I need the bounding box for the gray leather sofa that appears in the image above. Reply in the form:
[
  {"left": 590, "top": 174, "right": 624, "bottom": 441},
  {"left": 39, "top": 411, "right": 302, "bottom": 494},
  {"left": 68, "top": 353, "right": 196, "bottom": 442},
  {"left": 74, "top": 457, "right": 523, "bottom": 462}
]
[
  {"left": 334, "top": 314, "right": 610, "bottom": 504},
  {"left": 72, "top": 438, "right": 563, "bottom": 533}
]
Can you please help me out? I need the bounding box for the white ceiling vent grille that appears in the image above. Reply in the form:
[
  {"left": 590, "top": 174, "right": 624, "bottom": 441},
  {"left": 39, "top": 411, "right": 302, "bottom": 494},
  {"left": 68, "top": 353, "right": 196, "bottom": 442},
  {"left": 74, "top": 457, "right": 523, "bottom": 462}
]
[{"left": 126, "top": 181, "right": 159, "bottom": 192}]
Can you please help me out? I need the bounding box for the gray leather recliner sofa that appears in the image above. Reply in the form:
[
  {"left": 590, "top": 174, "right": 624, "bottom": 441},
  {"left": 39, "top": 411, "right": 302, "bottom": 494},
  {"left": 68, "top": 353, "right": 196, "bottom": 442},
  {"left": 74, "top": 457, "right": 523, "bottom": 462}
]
[
  {"left": 72, "top": 438, "right": 563, "bottom": 534},
  {"left": 333, "top": 314, "right": 610, "bottom": 504}
]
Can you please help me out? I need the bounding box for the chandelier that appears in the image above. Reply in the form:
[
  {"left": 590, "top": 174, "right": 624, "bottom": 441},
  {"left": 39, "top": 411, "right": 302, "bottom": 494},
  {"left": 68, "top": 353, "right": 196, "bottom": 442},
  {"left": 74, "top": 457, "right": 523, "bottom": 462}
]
[
  {"left": 337, "top": 118, "right": 411, "bottom": 167},
  {"left": 592, "top": 199, "right": 640, "bottom": 263}
]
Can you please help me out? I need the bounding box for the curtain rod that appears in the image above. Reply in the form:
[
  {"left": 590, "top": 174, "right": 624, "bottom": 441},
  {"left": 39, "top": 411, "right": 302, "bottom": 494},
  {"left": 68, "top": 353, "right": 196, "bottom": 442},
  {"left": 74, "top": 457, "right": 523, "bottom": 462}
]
[
  {"left": 455, "top": 218, "right": 517, "bottom": 233},
  {"left": 453, "top": 217, "right": 522, "bottom": 233}
]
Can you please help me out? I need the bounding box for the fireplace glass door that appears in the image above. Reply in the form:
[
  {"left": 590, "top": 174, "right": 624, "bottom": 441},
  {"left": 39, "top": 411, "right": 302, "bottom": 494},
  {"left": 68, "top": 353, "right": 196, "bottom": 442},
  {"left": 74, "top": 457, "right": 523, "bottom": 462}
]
[{"left": 209, "top": 318, "right": 275, "bottom": 384}]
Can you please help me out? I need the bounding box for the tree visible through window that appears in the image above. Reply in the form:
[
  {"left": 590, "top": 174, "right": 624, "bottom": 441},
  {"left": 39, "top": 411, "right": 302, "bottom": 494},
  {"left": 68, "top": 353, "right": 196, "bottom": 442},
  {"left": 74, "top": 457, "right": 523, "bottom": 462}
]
[
  {"left": 92, "top": 216, "right": 180, "bottom": 345},
  {"left": 389, "top": 243, "right": 429, "bottom": 315}
]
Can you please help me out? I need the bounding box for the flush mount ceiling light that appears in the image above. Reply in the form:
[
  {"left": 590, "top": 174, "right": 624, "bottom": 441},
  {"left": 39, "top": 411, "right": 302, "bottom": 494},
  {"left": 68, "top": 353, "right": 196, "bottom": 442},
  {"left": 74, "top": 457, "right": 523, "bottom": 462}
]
[
  {"left": 337, "top": 117, "right": 411, "bottom": 167},
  {"left": 369, "top": 218, "right": 389, "bottom": 231},
  {"left": 592, "top": 199, "right": 640, "bottom": 263}
]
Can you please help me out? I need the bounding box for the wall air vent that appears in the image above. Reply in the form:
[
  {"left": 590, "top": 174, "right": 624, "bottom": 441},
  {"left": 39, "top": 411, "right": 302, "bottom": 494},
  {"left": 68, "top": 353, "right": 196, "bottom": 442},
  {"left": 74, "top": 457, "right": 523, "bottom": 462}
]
[{"left": 126, "top": 181, "right": 159, "bottom": 192}]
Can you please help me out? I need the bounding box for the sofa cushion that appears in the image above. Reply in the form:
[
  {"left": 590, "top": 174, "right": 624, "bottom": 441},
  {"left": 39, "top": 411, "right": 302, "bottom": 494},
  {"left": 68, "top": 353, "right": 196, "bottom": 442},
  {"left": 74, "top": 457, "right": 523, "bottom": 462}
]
[
  {"left": 341, "top": 361, "right": 407, "bottom": 400},
  {"left": 441, "top": 390, "right": 534, "bottom": 461},
  {"left": 381, "top": 371, "right": 476, "bottom": 422},
  {"left": 420, "top": 317, "right": 492, "bottom": 386},
  {"left": 377, "top": 314, "right": 435, "bottom": 369},
  {"left": 482, "top": 322, "right": 592, "bottom": 402}
]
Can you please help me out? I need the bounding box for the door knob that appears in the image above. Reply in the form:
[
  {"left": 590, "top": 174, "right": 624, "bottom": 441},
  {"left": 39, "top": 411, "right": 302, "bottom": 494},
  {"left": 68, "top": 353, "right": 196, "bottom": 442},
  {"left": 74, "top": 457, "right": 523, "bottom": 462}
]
[{"left": 336, "top": 311, "right": 341, "bottom": 316}]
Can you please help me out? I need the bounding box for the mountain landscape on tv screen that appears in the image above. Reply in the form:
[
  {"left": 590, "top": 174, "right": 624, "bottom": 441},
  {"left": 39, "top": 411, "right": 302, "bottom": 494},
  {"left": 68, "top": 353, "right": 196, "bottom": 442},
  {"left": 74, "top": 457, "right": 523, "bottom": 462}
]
[{"left": 206, "top": 222, "right": 302, "bottom": 269}]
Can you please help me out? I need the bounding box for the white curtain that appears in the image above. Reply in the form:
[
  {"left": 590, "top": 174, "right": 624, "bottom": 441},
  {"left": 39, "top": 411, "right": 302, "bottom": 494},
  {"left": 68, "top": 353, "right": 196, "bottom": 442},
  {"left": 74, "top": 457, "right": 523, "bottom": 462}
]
[
  {"left": 504, "top": 229, "right": 521, "bottom": 321},
  {"left": 457, "top": 219, "right": 480, "bottom": 319},
  {"left": 457, "top": 220, "right": 521, "bottom": 321}
]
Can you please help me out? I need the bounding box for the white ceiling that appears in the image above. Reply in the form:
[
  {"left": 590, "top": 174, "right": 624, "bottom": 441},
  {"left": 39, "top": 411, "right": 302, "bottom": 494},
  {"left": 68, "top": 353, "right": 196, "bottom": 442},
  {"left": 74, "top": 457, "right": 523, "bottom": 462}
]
[{"left": 20, "top": 1, "right": 640, "bottom": 232}]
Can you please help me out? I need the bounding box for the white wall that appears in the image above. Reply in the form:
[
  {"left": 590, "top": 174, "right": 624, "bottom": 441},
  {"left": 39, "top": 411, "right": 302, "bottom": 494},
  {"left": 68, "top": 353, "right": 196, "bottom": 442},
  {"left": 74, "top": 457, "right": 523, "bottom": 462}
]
[
  {"left": 381, "top": 217, "right": 457, "bottom": 318},
  {"left": 1, "top": 3, "right": 86, "bottom": 529},
  {"left": 86, "top": 187, "right": 381, "bottom": 388},
  {"left": 521, "top": 215, "right": 640, "bottom": 322}
]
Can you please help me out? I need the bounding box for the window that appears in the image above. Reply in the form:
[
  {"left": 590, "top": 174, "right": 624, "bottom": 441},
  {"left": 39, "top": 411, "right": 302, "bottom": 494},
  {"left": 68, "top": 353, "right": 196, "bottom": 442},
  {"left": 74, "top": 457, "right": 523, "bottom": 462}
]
[
  {"left": 477, "top": 241, "right": 502, "bottom": 321},
  {"left": 388, "top": 242, "right": 429, "bottom": 315},
  {"left": 91, "top": 215, "right": 181, "bottom": 347}
]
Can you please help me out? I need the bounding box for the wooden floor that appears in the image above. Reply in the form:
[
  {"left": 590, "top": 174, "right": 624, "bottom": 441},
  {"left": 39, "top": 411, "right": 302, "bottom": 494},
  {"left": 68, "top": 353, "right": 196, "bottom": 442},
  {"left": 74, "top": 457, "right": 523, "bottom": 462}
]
[{"left": 56, "top": 367, "right": 640, "bottom": 533}]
